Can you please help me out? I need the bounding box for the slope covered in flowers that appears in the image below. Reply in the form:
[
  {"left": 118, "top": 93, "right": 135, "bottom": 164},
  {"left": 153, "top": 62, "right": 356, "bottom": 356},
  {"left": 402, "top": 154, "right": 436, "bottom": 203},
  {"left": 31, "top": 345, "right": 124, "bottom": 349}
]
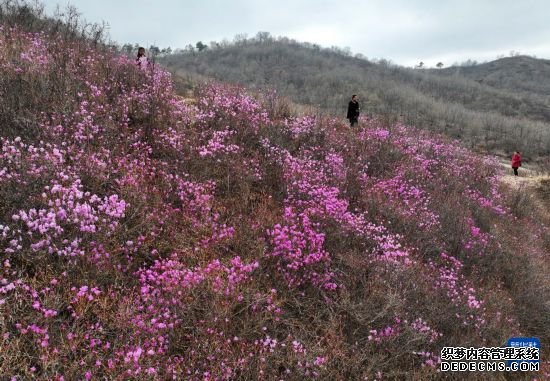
[{"left": 1, "top": 25, "right": 549, "bottom": 380}]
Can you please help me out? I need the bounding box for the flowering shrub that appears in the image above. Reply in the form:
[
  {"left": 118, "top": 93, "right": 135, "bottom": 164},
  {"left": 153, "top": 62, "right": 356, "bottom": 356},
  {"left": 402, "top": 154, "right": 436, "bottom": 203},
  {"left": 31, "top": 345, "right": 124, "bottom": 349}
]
[
  {"left": 267, "top": 209, "right": 335, "bottom": 290},
  {"left": 0, "top": 18, "right": 548, "bottom": 380},
  {"left": 430, "top": 253, "right": 486, "bottom": 328}
]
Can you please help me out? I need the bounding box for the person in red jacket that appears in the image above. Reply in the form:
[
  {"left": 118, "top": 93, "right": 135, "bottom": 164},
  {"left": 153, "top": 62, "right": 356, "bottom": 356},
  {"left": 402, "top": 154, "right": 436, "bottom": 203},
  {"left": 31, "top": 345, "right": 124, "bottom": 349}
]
[{"left": 511, "top": 151, "right": 522, "bottom": 176}]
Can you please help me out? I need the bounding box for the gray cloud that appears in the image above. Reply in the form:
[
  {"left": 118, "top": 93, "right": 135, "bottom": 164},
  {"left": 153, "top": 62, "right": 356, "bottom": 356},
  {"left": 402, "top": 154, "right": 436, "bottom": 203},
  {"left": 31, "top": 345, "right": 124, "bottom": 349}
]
[{"left": 44, "top": 0, "right": 550, "bottom": 67}]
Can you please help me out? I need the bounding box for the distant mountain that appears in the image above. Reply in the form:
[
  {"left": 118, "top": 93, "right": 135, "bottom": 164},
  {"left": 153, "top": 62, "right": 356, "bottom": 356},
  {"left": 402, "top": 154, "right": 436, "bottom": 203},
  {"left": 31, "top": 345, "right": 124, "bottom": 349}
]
[
  {"left": 160, "top": 40, "right": 550, "bottom": 157},
  {"left": 432, "top": 55, "right": 550, "bottom": 96}
]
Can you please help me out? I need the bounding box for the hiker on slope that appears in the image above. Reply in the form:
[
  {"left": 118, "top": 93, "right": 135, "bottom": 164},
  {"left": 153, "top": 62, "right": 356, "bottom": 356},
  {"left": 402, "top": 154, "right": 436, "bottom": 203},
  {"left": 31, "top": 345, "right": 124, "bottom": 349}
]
[
  {"left": 347, "top": 94, "right": 360, "bottom": 127},
  {"left": 511, "top": 151, "right": 522, "bottom": 176}
]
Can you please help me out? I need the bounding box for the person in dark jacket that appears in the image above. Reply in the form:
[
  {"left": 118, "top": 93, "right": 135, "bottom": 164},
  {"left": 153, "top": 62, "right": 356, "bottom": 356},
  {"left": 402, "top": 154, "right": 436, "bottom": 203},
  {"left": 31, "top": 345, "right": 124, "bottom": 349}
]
[
  {"left": 511, "top": 151, "right": 522, "bottom": 176},
  {"left": 347, "top": 95, "right": 360, "bottom": 126}
]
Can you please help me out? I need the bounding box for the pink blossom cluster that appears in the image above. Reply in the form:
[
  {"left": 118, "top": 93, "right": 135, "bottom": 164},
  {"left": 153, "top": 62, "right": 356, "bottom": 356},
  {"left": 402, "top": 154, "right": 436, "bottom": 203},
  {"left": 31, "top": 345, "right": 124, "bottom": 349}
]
[
  {"left": 267, "top": 209, "right": 335, "bottom": 290},
  {"left": 465, "top": 186, "right": 507, "bottom": 215},
  {"left": 71, "top": 285, "right": 102, "bottom": 303},
  {"left": 8, "top": 175, "right": 126, "bottom": 256},
  {"left": 360, "top": 127, "right": 390, "bottom": 141},
  {"left": 262, "top": 134, "right": 418, "bottom": 286},
  {"left": 198, "top": 128, "right": 241, "bottom": 158},
  {"left": 371, "top": 171, "right": 440, "bottom": 230},
  {"left": 0, "top": 29, "right": 50, "bottom": 74},
  {"left": 462, "top": 217, "right": 492, "bottom": 255},
  {"left": 412, "top": 351, "right": 441, "bottom": 368},
  {"left": 196, "top": 84, "right": 270, "bottom": 134},
  {"left": 134, "top": 254, "right": 259, "bottom": 332},
  {"left": 251, "top": 288, "right": 283, "bottom": 318},
  {"left": 409, "top": 318, "right": 442, "bottom": 343},
  {"left": 431, "top": 253, "right": 486, "bottom": 328},
  {"left": 368, "top": 316, "right": 441, "bottom": 344},
  {"left": 368, "top": 320, "right": 401, "bottom": 343},
  {"left": 324, "top": 151, "right": 347, "bottom": 183},
  {"left": 284, "top": 115, "right": 316, "bottom": 138}
]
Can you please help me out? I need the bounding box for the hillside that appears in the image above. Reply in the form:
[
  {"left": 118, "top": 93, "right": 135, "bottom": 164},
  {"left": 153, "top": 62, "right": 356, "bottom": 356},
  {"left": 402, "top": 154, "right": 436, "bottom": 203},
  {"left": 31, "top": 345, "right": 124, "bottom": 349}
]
[
  {"left": 160, "top": 39, "right": 550, "bottom": 158},
  {"left": 1, "top": 5, "right": 550, "bottom": 380}
]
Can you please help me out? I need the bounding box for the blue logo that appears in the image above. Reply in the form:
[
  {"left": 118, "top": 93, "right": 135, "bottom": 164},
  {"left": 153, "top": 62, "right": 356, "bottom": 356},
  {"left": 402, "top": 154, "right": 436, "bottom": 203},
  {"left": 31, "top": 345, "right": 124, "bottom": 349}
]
[{"left": 506, "top": 337, "right": 540, "bottom": 366}]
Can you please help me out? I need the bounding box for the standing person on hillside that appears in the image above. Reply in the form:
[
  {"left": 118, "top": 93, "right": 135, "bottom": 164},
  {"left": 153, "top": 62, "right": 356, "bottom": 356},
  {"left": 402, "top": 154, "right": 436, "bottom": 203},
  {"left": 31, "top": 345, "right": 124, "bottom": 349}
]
[
  {"left": 136, "top": 47, "right": 149, "bottom": 68},
  {"left": 347, "top": 94, "right": 360, "bottom": 127},
  {"left": 511, "top": 151, "right": 522, "bottom": 176}
]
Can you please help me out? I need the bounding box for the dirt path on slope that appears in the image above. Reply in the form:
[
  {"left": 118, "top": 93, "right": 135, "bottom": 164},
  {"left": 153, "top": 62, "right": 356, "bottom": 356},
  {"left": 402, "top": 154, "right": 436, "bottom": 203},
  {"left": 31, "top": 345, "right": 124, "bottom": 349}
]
[
  {"left": 499, "top": 161, "right": 550, "bottom": 223},
  {"left": 499, "top": 161, "right": 547, "bottom": 187}
]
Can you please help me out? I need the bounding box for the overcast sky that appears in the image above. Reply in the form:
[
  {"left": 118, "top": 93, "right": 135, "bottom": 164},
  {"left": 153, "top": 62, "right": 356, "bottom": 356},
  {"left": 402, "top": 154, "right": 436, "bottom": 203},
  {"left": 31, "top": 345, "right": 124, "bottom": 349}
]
[{"left": 43, "top": 0, "right": 550, "bottom": 67}]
